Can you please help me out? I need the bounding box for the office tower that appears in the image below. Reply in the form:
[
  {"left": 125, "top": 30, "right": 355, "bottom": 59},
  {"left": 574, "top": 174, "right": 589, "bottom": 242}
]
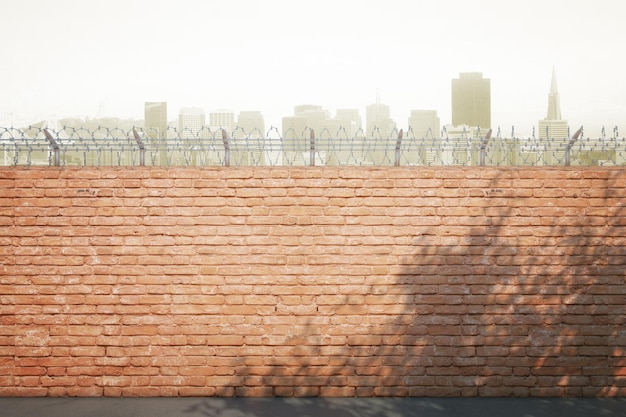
[
  {"left": 232, "top": 111, "right": 267, "bottom": 165},
  {"left": 178, "top": 107, "right": 205, "bottom": 138},
  {"left": 237, "top": 111, "right": 265, "bottom": 138},
  {"left": 295, "top": 104, "right": 327, "bottom": 116},
  {"left": 209, "top": 110, "right": 235, "bottom": 135},
  {"left": 144, "top": 102, "right": 167, "bottom": 139},
  {"left": 335, "top": 109, "right": 362, "bottom": 137},
  {"left": 282, "top": 115, "right": 308, "bottom": 140},
  {"left": 295, "top": 105, "right": 331, "bottom": 135},
  {"left": 282, "top": 105, "right": 331, "bottom": 139},
  {"left": 408, "top": 110, "right": 440, "bottom": 139},
  {"left": 366, "top": 96, "right": 396, "bottom": 138},
  {"left": 538, "top": 68, "right": 569, "bottom": 140},
  {"left": 451, "top": 72, "right": 491, "bottom": 129}
]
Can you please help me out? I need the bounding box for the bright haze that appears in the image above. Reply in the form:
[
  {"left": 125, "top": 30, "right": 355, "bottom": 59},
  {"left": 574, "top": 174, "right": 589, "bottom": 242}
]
[{"left": 1, "top": 0, "right": 624, "bottom": 137}]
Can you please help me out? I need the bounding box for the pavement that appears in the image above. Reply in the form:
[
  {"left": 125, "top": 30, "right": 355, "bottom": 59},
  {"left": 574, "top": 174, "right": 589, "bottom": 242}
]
[{"left": 1, "top": 397, "right": 626, "bottom": 417}]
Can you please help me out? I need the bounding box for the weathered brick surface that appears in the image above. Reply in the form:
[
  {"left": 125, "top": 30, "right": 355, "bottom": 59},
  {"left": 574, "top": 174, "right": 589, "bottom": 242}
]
[{"left": 0, "top": 166, "right": 625, "bottom": 397}]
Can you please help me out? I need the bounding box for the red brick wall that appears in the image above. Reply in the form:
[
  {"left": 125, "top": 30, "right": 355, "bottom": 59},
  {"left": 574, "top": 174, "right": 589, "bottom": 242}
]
[{"left": 0, "top": 166, "right": 625, "bottom": 397}]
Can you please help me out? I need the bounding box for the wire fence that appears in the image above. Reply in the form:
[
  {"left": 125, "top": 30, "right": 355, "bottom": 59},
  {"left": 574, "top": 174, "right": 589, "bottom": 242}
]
[{"left": 1, "top": 125, "right": 625, "bottom": 167}]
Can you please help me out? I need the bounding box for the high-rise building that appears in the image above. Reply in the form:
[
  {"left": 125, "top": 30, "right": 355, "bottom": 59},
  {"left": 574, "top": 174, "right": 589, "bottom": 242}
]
[
  {"left": 366, "top": 96, "right": 396, "bottom": 138},
  {"left": 144, "top": 102, "right": 167, "bottom": 139},
  {"left": 209, "top": 110, "right": 235, "bottom": 135},
  {"left": 335, "top": 109, "right": 362, "bottom": 137},
  {"left": 281, "top": 115, "right": 308, "bottom": 141},
  {"left": 408, "top": 110, "right": 440, "bottom": 139},
  {"left": 282, "top": 105, "right": 331, "bottom": 139},
  {"left": 178, "top": 107, "right": 205, "bottom": 138},
  {"left": 237, "top": 111, "right": 265, "bottom": 138},
  {"left": 538, "top": 68, "right": 569, "bottom": 140},
  {"left": 294, "top": 104, "right": 328, "bottom": 116},
  {"left": 451, "top": 72, "right": 491, "bottom": 130},
  {"left": 295, "top": 105, "right": 331, "bottom": 136}
]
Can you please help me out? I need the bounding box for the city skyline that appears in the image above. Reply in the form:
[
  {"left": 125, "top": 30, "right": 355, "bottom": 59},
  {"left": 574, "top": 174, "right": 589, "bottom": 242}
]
[
  {"left": 2, "top": 70, "right": 609, "bottom": 140},
  {"left": 140, "top": 69, "right": 584, "bottom": 140},
  {"left": 1, "top": 0, "right": 625, "bottom": 137}
]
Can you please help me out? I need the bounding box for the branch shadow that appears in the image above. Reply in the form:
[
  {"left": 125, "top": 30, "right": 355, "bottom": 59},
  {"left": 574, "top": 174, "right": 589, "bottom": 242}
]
[
  {"left": 388, "top": 169, "right": 626, "bottom": 396},
  {"left": 186, "top": 169, "right": 625, "bottom": 400}
]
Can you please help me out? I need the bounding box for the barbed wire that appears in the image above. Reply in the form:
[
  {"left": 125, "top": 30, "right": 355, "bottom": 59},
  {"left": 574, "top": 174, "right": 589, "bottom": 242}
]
[{"left": 1, "top": 125, "right": 625, "bottom": 167}]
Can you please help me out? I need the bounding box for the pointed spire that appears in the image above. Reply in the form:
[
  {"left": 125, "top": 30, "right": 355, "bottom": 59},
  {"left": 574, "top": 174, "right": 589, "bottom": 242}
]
[
  {"left": 546, "top": 67, "right": 562, "bottom": 120},
  {"left": 550, "top": 66, "right": 559, "bottom": 95}
]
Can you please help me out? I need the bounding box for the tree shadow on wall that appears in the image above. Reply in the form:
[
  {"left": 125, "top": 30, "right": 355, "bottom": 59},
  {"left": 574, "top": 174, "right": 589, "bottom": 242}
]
[
  {"left": 390, "top": 169, "right": 626, "bottom": 397},
  {"left": 189, "top": 169, "right": 625, "bottom": 405}
]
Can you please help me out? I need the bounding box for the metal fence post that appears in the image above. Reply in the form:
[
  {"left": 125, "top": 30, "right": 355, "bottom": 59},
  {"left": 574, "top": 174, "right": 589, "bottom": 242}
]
[
  {"left": 480, "top": 129, "right": 492, "bottom": 166},
  {"left": 565, "top": 127, "right": 582, "bottom": 166},
  {"left": 309, "top": 129, "right": 316, "bottom": 167},
  {"left": 132, "top": 128, "right": 146, "bottom": 166},
  {"left": 221, "top": 129, "right": 230, "bottom": 166},
  {"left": 43, "top": 128, "right": 60, "bottom": 166},
  {"left": 394, "top": 129, "right": 403, "bottom": 167}
]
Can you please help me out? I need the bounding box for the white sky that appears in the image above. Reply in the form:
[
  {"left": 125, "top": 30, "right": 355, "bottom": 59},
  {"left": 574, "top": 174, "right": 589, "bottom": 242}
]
[{"left": 1, "top": 0, "right": 625, "bottom": 137}]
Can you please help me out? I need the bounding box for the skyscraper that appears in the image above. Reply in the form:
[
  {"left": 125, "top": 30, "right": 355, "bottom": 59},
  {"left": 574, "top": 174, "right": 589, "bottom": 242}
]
[
  {"left": 295, "top": 105, "right": 331, "bottom": 135},
  {"left": 451, "top": 72, "right": 491, "bottom": 130},
  {"left": 546, "top": 67, "right": 561, "bottom": 120},
  {"left": 144, "top": 102, "right": 167, "bottom": 139},
  {"left": 538, "top": 68, "right": 569, "bottom": 139},
  {"left": 335, "top": 109, "right": 362, "bottom": 137},
  {"left": 178, "top": 107, "right": 205, "bottom": 138},
  {"left": 366, "top": 95, "right": 396, "bottom": 138},
  {"left": 237, "top": 111, "right": 265, "bottom": 138},
  {"left": 281, "top": 115, "right": 308, "bottom": 141},
  {"left": 282, "top": 105, "right": 331, "bottom": 139},
  {"left": 408, "top": 110, "right": 440, "bottom": 139},
  {"left": 209, "top": 110, "right": 235, "bottom": 135}
]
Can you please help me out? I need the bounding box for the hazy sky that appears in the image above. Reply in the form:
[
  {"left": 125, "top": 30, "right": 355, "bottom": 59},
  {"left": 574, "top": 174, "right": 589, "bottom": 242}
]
[{"left": 1, "top": 0, "right": 625, "bottom": 136}]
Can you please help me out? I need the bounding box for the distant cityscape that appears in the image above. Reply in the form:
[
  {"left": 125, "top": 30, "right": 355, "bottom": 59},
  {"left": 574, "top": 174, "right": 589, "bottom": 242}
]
[
  {"left": 142, "top": 70, "right": 569, "bottom": 141},
  {"left": 4, "top": 70, "right": 574, "bottom": 141},
  {"left": 3, "top": 65, "right": 624, "bottom": 168}
]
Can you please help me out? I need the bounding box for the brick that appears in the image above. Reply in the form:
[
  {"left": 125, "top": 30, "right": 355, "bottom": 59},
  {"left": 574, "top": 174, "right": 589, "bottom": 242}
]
[
  {"left": 2, "top": 166, "right": 625, "bottom": 397},
  {"left": 179, "top": 387, "right": 217, "bottom": 396},
  {"left": 0, "top": 387, "right": 48, "bottom": 396},
  {"left": 70, "top": 347, "right": 105, "bottom": 357},
  {"left": 320, "top": 386, "right": 356, "bottom": 396}
]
